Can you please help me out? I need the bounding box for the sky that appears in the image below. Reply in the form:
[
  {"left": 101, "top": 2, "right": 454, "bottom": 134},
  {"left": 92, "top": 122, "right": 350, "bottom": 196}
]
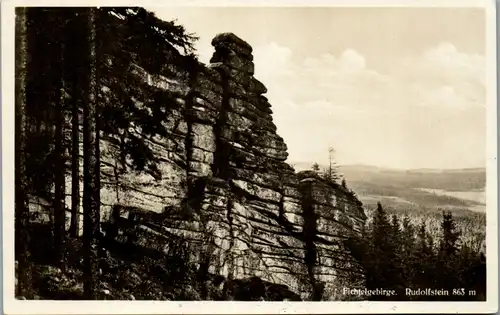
[{"left": 148, "top": 7, "right": 487, "bottom": 170}]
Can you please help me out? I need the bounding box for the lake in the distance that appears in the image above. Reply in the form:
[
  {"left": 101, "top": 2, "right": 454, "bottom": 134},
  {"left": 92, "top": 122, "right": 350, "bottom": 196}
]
[{"left": 417, "top": 188, "right": 486, "bottom": 212}]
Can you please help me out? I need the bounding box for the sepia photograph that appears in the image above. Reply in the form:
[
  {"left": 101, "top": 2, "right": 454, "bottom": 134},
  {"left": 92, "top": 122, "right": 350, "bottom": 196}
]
[{"left": 2, "top": 0, "right": 498, "bottom": 314}]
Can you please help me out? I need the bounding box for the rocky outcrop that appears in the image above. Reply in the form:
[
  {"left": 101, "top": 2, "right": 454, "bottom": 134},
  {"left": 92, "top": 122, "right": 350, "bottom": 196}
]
[
  {"left": 33, "top": 30, "right": 367, "bottom": 299},
  {"left": 297, "top": 171, "right": 366, "bottom": 299}
]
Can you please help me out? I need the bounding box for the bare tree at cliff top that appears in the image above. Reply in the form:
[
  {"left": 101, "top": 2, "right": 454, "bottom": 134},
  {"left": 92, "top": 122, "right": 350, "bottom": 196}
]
[{"left": 324, "top": 147, "right": 341, "bottom": 183}]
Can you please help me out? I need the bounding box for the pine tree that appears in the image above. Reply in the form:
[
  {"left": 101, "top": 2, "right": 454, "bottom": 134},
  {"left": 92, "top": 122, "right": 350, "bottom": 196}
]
[
  {"left": 388, "top": 213, "right": 405, "bottom": 298},
  {"left": 69, "top": 85, "right": 81, "bottom": 235},
  {"left": 67, "top": 9, "right": 82, "bottom": 238},
  {"left": 52, "top": 11, "right": 67, "bottom": 264},
  {"left": 24, "top": 8, "right": 58, "bottom": 202},
  {"left": 416, "top": 221, "right": 429, "bottom": 253},
  {"left": 399, "top": 216, "right": 416, "bottom": 288},
  {"left": 323, "top": 147, "right": 342, "bottom": 183},
  {"left": 412, "top": 221, "right": 435, "bottom": 293},
  {"left": 367, "top": 202, "right": 398, "bottom": 298},
  {"left": 82, "top": 7, "right": 101, "bottom": 299},
  {"left": 95, "top": 7, "right": 201, "bottom": 181},
  {"left": 311, "top": 163, "right": 320, "bottom": 172},
  {"left": 439, "top": 211, "right": 460, "bottom": 256},
  {"left": 436, "top": 211, "right": 461, "bottom": 296},
  {"left": 400, "top": 216, "right": 415, "bottom": 255},
  {"left": 390, "top": 214, "right": 401, "bottom": 246}
]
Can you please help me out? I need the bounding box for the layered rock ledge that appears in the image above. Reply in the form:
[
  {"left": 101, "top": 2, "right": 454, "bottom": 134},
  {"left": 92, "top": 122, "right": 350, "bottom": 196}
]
[{"left": 37, "top": 32, "right": 367, "bottom": 300}]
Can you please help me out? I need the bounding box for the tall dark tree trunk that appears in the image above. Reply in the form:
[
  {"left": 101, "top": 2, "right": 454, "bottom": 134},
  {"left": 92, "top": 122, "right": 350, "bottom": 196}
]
[
  {"left": 53, "top": 11, "right": 66, "bottom": 264},
  {"left": 15, "top": 6, "right": 31, "bottom": 297},
  {"left": 68, "top": 12, "right": 81, "bottom": 238},
  {"left": 82, "top": 7, "right": 101, "bottom": 300},
  {"left": 70, "top": 103, "right": 80, "bottom": 237}
]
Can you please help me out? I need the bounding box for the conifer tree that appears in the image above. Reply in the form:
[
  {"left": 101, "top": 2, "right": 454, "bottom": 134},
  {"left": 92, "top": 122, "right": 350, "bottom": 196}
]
[
  {"left": 439, "top": 211, "right": 460, "bottom": 256},
  {"left": 399, "top": 216, "right": 416, "bottom": 288},
  {"left": 416, "top": 221, "right": 429, "bottom": 253},
  {"left": 367, "top": 202, "right": 397, "bottom": 297},
  {"left": 326, "top": 147, "right": 340, "bottom": 182},
  {"left": 311, "top": 163, "right": 320, "bottom": 172},
  {"left": 52, "top": 10, "right": 67, "bottom": 265},
  {"left": 389, "top": 214, "right": 404, "bottom": 294},
  {"left": 437, "top": 211, "right": 461, "bottom": 295},
  {"left": 82, "top": 7, "right": 101, "bottom": 300},
  {"left": 411, "top": 221, "right": 435, "bottom": 292},
  {"left": 390, "top": 214, "right": 401, "bottom": 246},
  {"left": 66, "top": 9, "right": 83, "bottom": 238}
]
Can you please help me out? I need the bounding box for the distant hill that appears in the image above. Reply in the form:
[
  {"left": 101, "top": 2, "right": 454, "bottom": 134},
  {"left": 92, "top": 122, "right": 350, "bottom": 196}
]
[
  {"left": 343, "top": 164, "right": 485, "bottom": 192},
  {"left": 291, "top": 162, "right": 486, "bottom": 192}
]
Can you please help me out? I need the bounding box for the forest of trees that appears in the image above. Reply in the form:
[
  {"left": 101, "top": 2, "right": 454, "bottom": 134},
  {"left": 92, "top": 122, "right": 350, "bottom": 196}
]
[
  {"left": 345, "top": 202, "right": 486, "bottom": 301},
  {"left": 15, "top": 7, "right": 199, "bottom": 300}
]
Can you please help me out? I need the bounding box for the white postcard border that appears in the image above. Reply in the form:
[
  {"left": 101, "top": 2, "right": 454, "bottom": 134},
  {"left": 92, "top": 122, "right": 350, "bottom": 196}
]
[{"left": 2, "top": 0, "right": 497, "bottom": 314}]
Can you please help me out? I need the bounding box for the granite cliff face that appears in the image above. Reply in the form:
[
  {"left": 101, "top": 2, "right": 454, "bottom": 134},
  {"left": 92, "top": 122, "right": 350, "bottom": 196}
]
[{"left": 53, "top": 32, "right": 367, "bottom": 299}]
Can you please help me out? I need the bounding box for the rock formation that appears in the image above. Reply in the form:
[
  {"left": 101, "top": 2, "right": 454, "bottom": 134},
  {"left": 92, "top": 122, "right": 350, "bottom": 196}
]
[{"left": 34, "top": 29, "right": 367, "bottom": 299}]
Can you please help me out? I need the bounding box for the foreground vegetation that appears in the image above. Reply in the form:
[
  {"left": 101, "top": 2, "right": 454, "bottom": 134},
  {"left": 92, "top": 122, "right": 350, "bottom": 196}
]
[
  {"left": 18, "top": 221, "right": 302, "bottom": 301},
  {"left": 345, "top": 203, "right": 486, "bottom": 301},
  {"left": 15, "top": 6, "right": 201, "bottom": 299}
]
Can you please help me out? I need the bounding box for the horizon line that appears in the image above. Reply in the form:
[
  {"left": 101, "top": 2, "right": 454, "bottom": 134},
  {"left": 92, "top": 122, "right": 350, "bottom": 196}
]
[{"left": 287, "top": 161, "right": 487, "bottom": 171}]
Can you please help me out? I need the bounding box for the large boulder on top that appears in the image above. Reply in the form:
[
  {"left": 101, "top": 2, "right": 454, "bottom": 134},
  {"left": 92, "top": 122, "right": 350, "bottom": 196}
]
[{"left": 212, "top": 33, "right": 253, "bottom": 58}]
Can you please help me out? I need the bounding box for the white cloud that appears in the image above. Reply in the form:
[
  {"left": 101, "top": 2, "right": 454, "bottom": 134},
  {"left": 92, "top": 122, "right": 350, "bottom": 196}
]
[
  {"left": 415, "top": 84, "right": 480, "bottom": 111},
  {"left": 250, "top": 41, "right": 485, "bottom": 168},
  {"left": 340, "top": 49, "right": 366, "bottom": 73},
  {"left": 303, "top": 49, "right": 366, "bottom": 75},
  {"left": 401, "top": 42, "right": 486, "bottom": 109},
  {"left": 421, "top": 42, "right": 485, "bottom": 84},
  {"left": 253, "top": 42, "right": 294, "bottom": 78}
]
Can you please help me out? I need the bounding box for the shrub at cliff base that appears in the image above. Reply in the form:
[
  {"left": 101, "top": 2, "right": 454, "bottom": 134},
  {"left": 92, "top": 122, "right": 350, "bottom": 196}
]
[{"left": 17, "top": 222, "right": 303, "bottom": 301}]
